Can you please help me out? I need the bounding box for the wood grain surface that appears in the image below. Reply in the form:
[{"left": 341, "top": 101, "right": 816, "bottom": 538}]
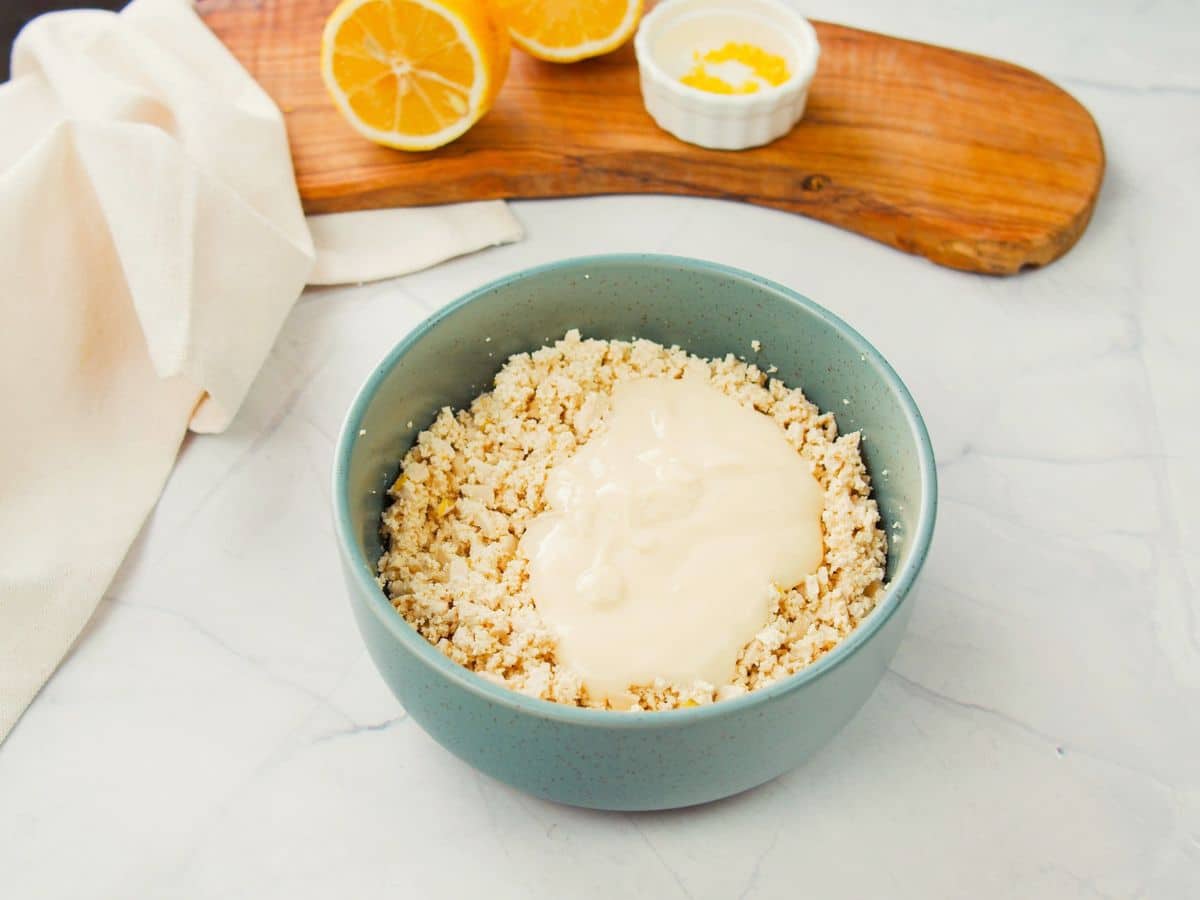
[{"left": 197, "top": 0, "right": 1104, "bottom": 274}]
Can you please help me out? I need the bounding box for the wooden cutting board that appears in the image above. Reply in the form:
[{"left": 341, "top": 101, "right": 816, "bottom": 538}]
[{"left": 196, "top": 0, "right": 1104, "bottom": 275}]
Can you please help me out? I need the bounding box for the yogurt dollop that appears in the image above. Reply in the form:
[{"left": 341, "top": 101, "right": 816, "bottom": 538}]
[{"left": 520, "top": 376, "right": 824, "bottom": 703}]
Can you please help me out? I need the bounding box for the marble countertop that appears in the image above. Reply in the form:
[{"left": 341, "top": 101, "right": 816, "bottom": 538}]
[{"left": 3, "top": 1, "right": 1198, "bottom": 897}]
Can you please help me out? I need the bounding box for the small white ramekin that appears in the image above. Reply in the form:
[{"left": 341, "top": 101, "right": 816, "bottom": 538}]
[{"left": 633, "top": 0, "right": 820, "bottom": 151}]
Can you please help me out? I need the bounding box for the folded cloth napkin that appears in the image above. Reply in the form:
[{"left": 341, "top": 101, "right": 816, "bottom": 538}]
[{"left": 0, "top": 0, "right": 522, "bottom": 742}]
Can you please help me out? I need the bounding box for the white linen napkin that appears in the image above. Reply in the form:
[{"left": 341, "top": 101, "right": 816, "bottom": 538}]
[
  {"left": 307, "top": 203, "right": 522, "bottom": 286},
  {"left": 0, "top": 0, "right": 522, "bottom": 742}
]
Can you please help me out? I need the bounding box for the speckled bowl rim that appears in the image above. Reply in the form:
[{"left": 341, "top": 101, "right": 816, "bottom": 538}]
[{"left": 332, "top": 254, "right": 937, "bottom": 730}]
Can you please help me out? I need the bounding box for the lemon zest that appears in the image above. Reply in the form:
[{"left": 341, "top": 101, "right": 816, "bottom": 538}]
[{"left": 679, "top": 41, "right": 790, "bottom": 95}]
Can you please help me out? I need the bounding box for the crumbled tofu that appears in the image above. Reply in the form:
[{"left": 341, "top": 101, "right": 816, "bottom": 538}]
[{"left": 378, "top": 330, "right": 887, "bottom": 711}]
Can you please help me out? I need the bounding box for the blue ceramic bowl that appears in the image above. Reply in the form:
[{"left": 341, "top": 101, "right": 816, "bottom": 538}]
[{"left": 333, "top": 254, "right": 936, "bottom": 810}]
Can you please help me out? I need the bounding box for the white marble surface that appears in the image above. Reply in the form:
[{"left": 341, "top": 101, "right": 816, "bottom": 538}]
[{"left": 3, "top": 1, "right": 1199, "bottom": 897}]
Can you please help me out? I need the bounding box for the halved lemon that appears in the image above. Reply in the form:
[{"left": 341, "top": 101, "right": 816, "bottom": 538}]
[
  {"left": 320, "top": 0, "right": 509, "bottom": 151},
  {"left": 494, "top": 0, "right": 643, "bottom": 63}
]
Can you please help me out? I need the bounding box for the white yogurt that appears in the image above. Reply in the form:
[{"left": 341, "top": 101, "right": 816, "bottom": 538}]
[{"left": 520, "top": 376, "right": 824, "bottom": 703}]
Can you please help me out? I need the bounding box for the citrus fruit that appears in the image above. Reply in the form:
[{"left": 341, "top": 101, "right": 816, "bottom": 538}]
[
  {"left": 494, "top": 0, "right": 643, "bottom": 63},
  {"left": 321, "top": 0, "right": 509, "bottom": 151}
]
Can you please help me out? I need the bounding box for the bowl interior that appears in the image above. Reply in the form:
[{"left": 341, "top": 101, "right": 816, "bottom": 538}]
[
  {"left": 642, "top": 0, "right": 818, "bottom": 88},
  {"left": 338, "top": 255, "right": 933, "bottom": 693}
]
